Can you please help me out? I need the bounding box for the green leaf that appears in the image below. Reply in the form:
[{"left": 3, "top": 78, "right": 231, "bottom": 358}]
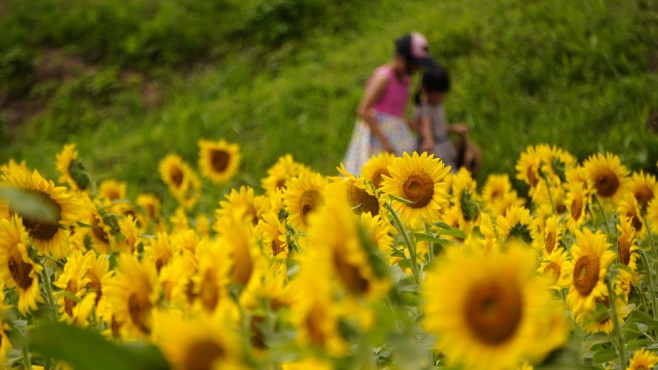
[
  {"left": 436, "top": 228, "right": 466, "bottom": 239},
  {"left": 30, "top": 322, "right": 169, "bottom": 370},
  {"left": 0, "top": 186, "right": 59, "bottom": 224},
  {"left": 591, "top": 348, "right": 617, "bottom": 364}
]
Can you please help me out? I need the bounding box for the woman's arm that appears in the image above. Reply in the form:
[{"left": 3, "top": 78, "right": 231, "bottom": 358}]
[
  {"left": 357, "top": 71, "right": 395, "bottom": 153},
  {"left": 447, "top": 123, "right": 468, "bottom": 136}
]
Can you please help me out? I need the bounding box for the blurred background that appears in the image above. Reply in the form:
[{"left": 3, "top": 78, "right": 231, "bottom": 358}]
[{"left": 1, "top": 0, "right": 657, "bottom": 202}]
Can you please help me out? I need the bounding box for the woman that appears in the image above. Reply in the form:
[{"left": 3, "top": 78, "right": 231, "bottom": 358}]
[{"left": 344, "top": 32, "right": 438, "bottom": 175}]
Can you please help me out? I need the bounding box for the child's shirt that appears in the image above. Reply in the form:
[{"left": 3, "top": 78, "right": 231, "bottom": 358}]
[{"left": 415, "top": 103, "right": 458, "bottom": 171}]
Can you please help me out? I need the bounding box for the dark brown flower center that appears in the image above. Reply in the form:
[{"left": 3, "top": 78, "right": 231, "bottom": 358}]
[
  {"left": 182, "top": 339, "right": 226, "bottom": 370},
  {"left": 573, "top": 256, "right": 600, "bottom": 296},
  {"left": 127, "top": 292, "right": 152, "bottom": 335},
  {"left": 8, "top": 253, "right": 34, "bottom": 290},
  {"left": 333, "top": 249, "right": 369, "bottom": 296},
  {"left": 371, "top": 169, "right": 388, "bottom": 188},
  {"left": 545, "top": 230, "right": 556, "bottom": 254},
  {"left": 199, "top": 270, "right": 219, "bottom": 312},
  {"left": 17, "top": 191, "right": 62, "bottom": 241},
  {"left": 64, "top": 279, "right": 78, "bottom": 316},
  {"left": 464, "top": 282, "right": 523, "bottom": 345},
  {"left": 231, "top": 245, "right": 254, "bottom": 287},
  {"left": 617, "top": 237, "right": 632, "bottom": 266},
  {"left": 170, "top": 167, "right": 184, "bottom": 188},
  {"left": 634, "top": 186, "right": 654, "bottom": 213},
  {"left": 210, "top": 149, "right": 230, "bottom": 173},
  {"left": 271, "top": 239, "right": 285, "bottom": 256},
  {"left": 305, "top": 303, "right": 328, "bottom": 346},
  {"left": 299, "top": 190, "right": 323, "bottom": 224},
  {"left": 250, "top": 316, "right": 267, "bottom": 350},
  {"left": 570, "top": 197, "right": 583, "bottom": 221},
  {"left": 347, "top": 185, "right": 379, "bottom": 216},
  {"left": 402, "top": 173, "right": 434, "bottom": 209},
  {"left": 527, "top": 167, "right": 539, "bottom": 187},
  {"left": 594, "top": 170, "right": 620, "bottom": 198}
]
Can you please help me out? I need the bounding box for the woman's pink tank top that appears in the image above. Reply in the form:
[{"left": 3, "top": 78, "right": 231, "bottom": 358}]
[{"left": 371, "top": 65, "right": 410, "bottom": 118}]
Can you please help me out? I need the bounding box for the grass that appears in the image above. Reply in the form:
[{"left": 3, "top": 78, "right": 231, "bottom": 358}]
[{"left": 2, "top": 0, "right": 658, "bottom": 206}]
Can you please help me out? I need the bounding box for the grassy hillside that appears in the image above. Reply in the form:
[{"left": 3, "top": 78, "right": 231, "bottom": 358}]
[{"left": 2, "top": 0, "right": 658, "bottom": 206}]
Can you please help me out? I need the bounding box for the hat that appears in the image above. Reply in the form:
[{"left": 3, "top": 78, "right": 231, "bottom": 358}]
[{"left": 395, "top": 32, "right": 438, "bottom": 69}]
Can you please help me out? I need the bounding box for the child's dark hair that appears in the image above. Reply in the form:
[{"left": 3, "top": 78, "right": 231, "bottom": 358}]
[{"left": 414, "top": 66, "right": 450, "bottom": 105}]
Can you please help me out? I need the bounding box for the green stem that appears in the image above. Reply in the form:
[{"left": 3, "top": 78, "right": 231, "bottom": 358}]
[
  {"left": 385, "top": 202, "right": 420, "bottom": 284},
  {"left": 593, "top": 196, "right": 612, "bottom": 235},
  {"left": 641, "top": 214, "right": 658, "bottom": 259},
  {"left": 40, "top": 267, "right": 57, "bottom": 322},
  {"left": 638, "top": 248, "right": 658, "bottom": 321},
  {"left": 424, "top": 219, "right": 434, "bottom": 263},
  {"left": 21, "top": 330, "right": 32, "bottom": 370},
  {"left": 541, "top": 174, "right": 555, "bottom": 213},
  {"left": 606, "top": 278, "right": 626, "bottom": 368}
]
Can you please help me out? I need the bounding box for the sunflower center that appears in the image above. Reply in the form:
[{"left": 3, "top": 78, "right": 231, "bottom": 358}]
[
  {"left": 170, "top": 167, "right": 185, "bottom": 188},
  {"left": 371, "top": 169, "right": 389, "bottom": 188},
  {"left": 8, "top": 253, "right": 34, "bottom": 290},
  {"left": 545, "top": 231, "right": 556, "bottom": 254},
  {"left": 634, "top": 187, "right": 654, "bottom": 213},
  {"left": 182, "top": 339, "right": 226, "bottom": 370},
  {"left": 275, "top": 178, "right": 287, "bottom": 190},
  {"left": 527, "top": 167, "right": 539, "bottom": 187},
  {"left": 271, "top": 239, "right": 285, "bottom": 256},
  {"left": 250, "top": 316, "right": 267, "bottom": 350},
  {"left": 573, "top": 256, "right": 600, "bottom": 296},
  {"left": 594, "top": 170, "right": 620, "bottom": 198},
  {"left": 91, "top": 217, "right": 110, "bottom": 245},
  {"left": 629, "top": 214, "right": 643, "bottom": 232},
  {"left": 347, "top": 185, "right": 379, "bottom": 216},
  {"left": 594, "top": 296, "right": 611, "bottom": 323},
  {"left": 299, "top": 190, "right": 323, "bottom": 223},
  {"left": 86, "top": 273, "right": 103, "bottom": 306},
  {"left": 199, "top": 270, "right": 219, "bottom": 312},
  {"left": 18, "top": 191, "right": 62, "bottom": 241},
  {"left": 305, "top": 303, "right": 327, "bottom": 346},
  {"left": 210, "top": 149, "right": 230, "bottom": 173},
  {"left": 617, "top": 238, "right": 632, "bottom": 266},
  {"left": 402, "top": 174, "right": 434, "bottom": 209},
  {"left": 464, "top": 282, "right": 523, "bottom": 345},
  {"left": 543, "top": 262, "right": 561, "bottom": 282},
  {"left": 570, "top": 197, "right": 583, "bottom": 221},
  {"left": 64, "top": 279, "right": 78, "bottom": 316},
  {"left": 333, "top": 249, "right": 369, "bottom": 295},
  {"left": 127, "top": 292, "right": 152, "bottom": 335}
]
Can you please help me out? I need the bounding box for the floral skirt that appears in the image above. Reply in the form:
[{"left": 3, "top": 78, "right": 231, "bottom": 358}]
[{"left": 343, "top": 112, "right": 416, "bottom": 175}]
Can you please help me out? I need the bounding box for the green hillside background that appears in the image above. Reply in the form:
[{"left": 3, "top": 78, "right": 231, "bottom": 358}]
[{"left": 2, "top": 0, "right": 658, "bottom": 206}]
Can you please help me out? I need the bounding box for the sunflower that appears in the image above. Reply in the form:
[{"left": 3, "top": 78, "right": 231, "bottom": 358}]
[
  {"left": 648, "top": 197, "right": 658, "bottom": 235},
  {"left": 582, "top": 152, "right": 629, "bottom": 202},
  {"left": 359, "top": 211, "right": 394, "bottom": 262},
  {"left": 626, "top": 348, "right": 658, "bottom": 370},
  {"left": 136, "top": 193, "right": 162, "bottom": 222},
  {"left": 628, "top": 171, "right": 657, "bottom": 214},
  {"left": 532, "top": 215, "right": 563, "bottom": 255},
  {"left": 1, "top": 161, "right": 82, "bottom": 258},
  {"left": 618, "top": 194, "right": 645, "bottom": 235},
  {"left": 98, "top": 179, "right": 126, "bottom": 204},
  {"left": 105, "top": 254, "right": 159, "bottom": 339},
  {"left": 283, "top": 170, "right": 327, "bottom": 231},
  {"left": 0, "top": 216, "right": 44, "bottom": 315},
  {"left": 423, "top": 246, "right": 563, "bottom": 370},
  {"left": 257, "top": 209, "right": 289, "bottom": 260},
  {"left": 216, "top": 186, "right": 260, "bottom": 228},
  {"left": 451, "top": 167, "right": 480, "bottom": 224},
  {"left": 55, "top": 143, "right": 90, "bottom": 191},
  {"left": 0, "top": 286, "right": 11, "bottom": 365},
  {"left": 82, "top": 249, "right": 113, "bottom": 317},
  {"left": 538, "top": 247, "right": 572, "bottom": 291},
  {"left": 54, "top": 250, "right": 91, "bottom": 322},
  {"left": 380, "top": 152, "right": 450, "bottom": 228},
  {"left": 159, "top": 252, "right": 196, "bottom": 308},
  {"left": 144, "top": 233, "right": 175, "bottom": 275},
  {"left": 566, "top": 228, "right": 616, "bottom": 316},
  {"left": 198, "top": 139, "right": 241, "bottom": 184},
  {"left": 578, "top": 294, "right": 631, "bottom": 334},
  {"left": 617, "top": 216, "right": 639, "bottom": 272},
  {"left": 261, "top": 154, "right": 308, "bottom": 195},
  {"left": 158, "top": 154, "right": 200, "bottom": 206},
  {"left": 481, "top": 174, "right": 522, "bottom": 216},
  {"left": 154, "top": 311, "right": 246, "bottom": 370},
  {"left": 307, "top": 196, "right": 390, "bottom": 299},
  {"left": 515, "top": 146, "right": 543, "bottom": 189},
  {"left": 336, "top": 164, "right": 382, "bottom": 217},
  {"left": 565, "top": 181, "right": 590, "bottom": 232},
  {"left": 496, "top": 205, "right": 533, "bottom": 245},
  {"left": 361, "top": 152, "right": 396, "bottom": 188},
  {"left": 192, "top": 239, "right": 230, "bottom": 313},
  {"left": 118, "top": 215, "right": 142, "bottom": 255}
]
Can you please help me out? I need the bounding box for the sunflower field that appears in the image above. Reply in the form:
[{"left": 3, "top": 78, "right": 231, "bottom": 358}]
[{"left": 1, "top": 141, "right": 658, "bottom": 370}]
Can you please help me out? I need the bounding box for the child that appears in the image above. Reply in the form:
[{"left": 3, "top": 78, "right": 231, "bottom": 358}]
[
  {"left": 344, "top": 33, "right": 438, "bottom": 175},
  {"left": 415, "top": 67, "right": 470, "bottom": 173}
]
